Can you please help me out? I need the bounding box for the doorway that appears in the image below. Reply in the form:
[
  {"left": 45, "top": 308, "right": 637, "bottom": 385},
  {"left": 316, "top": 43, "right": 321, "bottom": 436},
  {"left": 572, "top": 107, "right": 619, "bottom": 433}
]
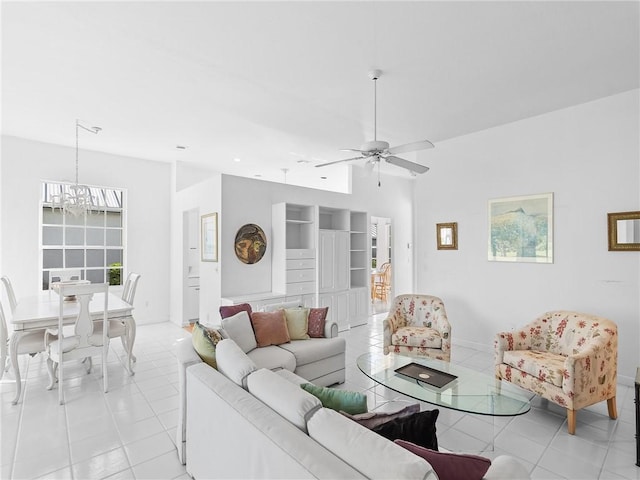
[{"left": 371, "top": 216, "right": 392, "bottom": 313}]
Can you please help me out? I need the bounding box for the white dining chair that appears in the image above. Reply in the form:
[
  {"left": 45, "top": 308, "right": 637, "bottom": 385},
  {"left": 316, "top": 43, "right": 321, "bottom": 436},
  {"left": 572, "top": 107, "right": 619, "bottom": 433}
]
[
  {"left": 45, "top": 283, "right": 109, "bottom": 405},
  {"left": 93, "top": 273, "right": 141, "bottom": 375},
  {"left": 1, "top": 276, "right": 18, "bottom": 313},
  {"left": 1, "top": 301, "right": 52, "bottom": 404},
  {"left": 48, "top": 269, "right": 82, "bottom": 289}
]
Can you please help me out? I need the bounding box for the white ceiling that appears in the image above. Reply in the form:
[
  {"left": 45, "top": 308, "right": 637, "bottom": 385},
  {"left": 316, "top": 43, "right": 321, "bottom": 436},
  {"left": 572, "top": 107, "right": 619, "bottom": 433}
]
[{"left": 2, "top": 1, "right": 638, "bottom": 191}]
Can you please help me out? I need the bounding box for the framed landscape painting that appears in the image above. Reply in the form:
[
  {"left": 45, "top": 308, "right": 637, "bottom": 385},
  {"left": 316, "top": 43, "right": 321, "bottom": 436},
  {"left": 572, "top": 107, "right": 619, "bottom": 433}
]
[{"left": 488, "top": 193, "right": 553, "bottom": 263}]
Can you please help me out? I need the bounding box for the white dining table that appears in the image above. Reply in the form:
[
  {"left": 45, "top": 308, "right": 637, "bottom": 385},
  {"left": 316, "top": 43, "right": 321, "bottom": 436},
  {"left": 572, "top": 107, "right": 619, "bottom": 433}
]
[{"left": 9, "top": 291, "right": 133, "bottom": 404}]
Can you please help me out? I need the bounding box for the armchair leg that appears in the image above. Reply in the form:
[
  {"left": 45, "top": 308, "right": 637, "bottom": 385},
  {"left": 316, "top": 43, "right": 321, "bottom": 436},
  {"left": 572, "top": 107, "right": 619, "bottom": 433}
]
[
  {"left": 607, "top": 397, "right": 618, "bottom": 419},
  {"left": 567, "top": 409, "right": 576, "bottom": 435}
]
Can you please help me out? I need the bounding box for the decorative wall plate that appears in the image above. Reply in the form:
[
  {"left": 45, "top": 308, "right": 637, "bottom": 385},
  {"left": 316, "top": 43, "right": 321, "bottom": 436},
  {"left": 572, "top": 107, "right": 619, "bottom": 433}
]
[{"left": 234, "top": 223, "right": 267, "bottom": 264}]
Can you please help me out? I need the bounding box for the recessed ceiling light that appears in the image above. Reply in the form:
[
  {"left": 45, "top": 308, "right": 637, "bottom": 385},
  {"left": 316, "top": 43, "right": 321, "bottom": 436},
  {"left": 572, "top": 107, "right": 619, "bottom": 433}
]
[
  {"left": 233, "top": 158, "right": 241, "bottom": 162},
  {"left": 254, "top": 174, "right": 262, "bottom": 178},
  {"left": 296, "top": 159, "right": 310, "bottom": 164}
]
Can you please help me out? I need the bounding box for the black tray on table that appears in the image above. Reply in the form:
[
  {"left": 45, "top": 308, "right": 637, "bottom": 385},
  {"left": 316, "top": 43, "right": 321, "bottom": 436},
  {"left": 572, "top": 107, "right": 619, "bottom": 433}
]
[{"left": 395, "top": 362, "right": 457, "bottom": 388}]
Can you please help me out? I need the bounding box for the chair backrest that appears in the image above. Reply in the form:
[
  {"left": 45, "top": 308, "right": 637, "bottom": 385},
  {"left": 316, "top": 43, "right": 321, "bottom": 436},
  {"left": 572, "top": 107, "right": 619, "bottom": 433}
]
[
  {"left": 122, "top": 273, "right": 141, "bottom": 305},
  {"left": 57, "top": 282, "right": 108, "bottom": 349},
  {"left": 389, "top": 294, "right": 449, "bottom": 331},
  {"left": 525, "top": 310, "right": 618, "bottom": 357},
  {"left": 1, "top": 276, "right": 18, "bottom": 313},
  {"left": 49, "top": 269, "right": 82, "bottom": 288}
]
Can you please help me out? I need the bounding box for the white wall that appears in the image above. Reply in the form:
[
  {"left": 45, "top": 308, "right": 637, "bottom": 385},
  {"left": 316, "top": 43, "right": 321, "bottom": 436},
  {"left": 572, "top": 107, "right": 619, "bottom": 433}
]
[
  {"left": 170, "top": 165, "right": 222, "bottom": 326},
  {"left": 0, "top": 136, "right": 172, "bottom": 326},
  {"left": 415, "top": 90, "right": 640, "bottom": 384},
  {"left": 218, "top": 170, "right": 416, "bottom": 301}
]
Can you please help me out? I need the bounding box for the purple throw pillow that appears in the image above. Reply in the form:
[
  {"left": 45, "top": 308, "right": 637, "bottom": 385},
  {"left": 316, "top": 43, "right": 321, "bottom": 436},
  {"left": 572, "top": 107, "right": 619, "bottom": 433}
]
[
  {"left": 219, "top": 303, "right": 252, "bottom": 319},
  {"left": 340, "top": 403, "right": 421, "bottom": 429},
  {"left": 308, "top": 307, "right": 328, "bottom": 338},
  {"left": 394, "top": 440, "right": 491, "bottom": 480}
]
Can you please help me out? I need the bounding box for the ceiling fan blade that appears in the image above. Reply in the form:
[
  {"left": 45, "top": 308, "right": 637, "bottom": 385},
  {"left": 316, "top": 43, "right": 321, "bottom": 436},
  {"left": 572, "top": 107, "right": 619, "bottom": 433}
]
[
  {"left": 384, "top": 155, "right": 430, "bottom": 174},
  {"left": 315, "top": 156, "right": 363, "bottom": 168},
  {"left": 340, "top": 148, "right": 366, "bottom": 153},
  {"left": 387, "top": 139, "right": 435, "bottom": 155}
]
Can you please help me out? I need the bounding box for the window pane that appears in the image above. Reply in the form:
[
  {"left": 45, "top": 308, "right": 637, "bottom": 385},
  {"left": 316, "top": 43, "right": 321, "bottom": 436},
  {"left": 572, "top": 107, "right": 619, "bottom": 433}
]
[
  {"left": 65, "top": 249, "right": 84, "bottom": 268},
  {"left": 65, "top": 227, "right": 84, "bottom": 245},
  {"left": 66, "top": 214, "right": 84, "bottom": 227},
  {"left": 106, "top": 249, "right": 123, "bottom": 265},
  {"left": 108, "top": 266, "right": 123, "bottom": 286},
  {"left": 43, "top": 249, "right": 63, "bottom": 268},
  {"left": 106, "top": 211, "right": 122, "bottom": 228},
  {"left": 86, "top": 269, "right": 104, "bottom": 284},
  {"left": 86, "top": 228, "right": 104, "bottom": 246},
  {"left": 87, "top": 249, "right": 104, "bottom": 268},
  {"left": 86, "top": 212, "right": 104, "bottom": 227},
  {"left": 43, "top": 226, "right": 63, "bottom": 245},
  {"left": 43, "top": 207, "right": 63, "bottom": 225},
  {"left": 106, "top": 229, "right": 122, "bottom": 246}
]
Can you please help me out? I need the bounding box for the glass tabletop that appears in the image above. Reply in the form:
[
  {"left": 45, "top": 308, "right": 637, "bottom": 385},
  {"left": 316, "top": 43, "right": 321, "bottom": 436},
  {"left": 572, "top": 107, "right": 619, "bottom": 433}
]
[{"left": 357, "top": 352, "right": 531, "bottom": 416}]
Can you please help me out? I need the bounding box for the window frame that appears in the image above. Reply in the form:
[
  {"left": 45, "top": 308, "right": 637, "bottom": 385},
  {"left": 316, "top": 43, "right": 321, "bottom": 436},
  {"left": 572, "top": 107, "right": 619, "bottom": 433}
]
[{"left": 39, "top": 180, "right": 127, "bottom": 291}]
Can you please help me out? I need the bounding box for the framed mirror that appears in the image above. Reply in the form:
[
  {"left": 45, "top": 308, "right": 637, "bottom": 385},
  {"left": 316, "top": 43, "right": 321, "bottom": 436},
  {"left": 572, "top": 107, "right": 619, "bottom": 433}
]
[
  {"left": 436, "top": 222, "right": 458, "bottom": 250},
  {"left": 608, "top": 211, "right": 640, "bottom": 251}
]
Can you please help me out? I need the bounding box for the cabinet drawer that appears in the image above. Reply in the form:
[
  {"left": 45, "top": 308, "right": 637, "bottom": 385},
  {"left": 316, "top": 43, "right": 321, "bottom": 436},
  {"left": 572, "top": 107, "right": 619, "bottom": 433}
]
[
  {"left": 286, "top": 249, "right": 315, "bottom": 260},
  {"left": 286, "top": 258, "right": 315, "bottom": 270},
  {"left": 286, "top": 268, "right": 315, "bottom": 283},
  {"left": 286, "top": 281, "right": 316, "bottom": 295}
]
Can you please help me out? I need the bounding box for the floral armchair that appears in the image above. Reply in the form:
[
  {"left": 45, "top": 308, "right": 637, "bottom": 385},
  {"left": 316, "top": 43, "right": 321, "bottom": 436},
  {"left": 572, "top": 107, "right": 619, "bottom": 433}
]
[
  {"left": 383, "top": 295, "right": 451, "bottom": 362},
  {"left": 495, "top": 311, "right": 618, "bottom": 435}
]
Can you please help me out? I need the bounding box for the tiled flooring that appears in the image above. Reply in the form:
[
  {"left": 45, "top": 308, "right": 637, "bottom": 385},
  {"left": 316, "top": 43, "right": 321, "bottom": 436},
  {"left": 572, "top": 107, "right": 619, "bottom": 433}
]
[{"left": 1, "top": 310, "right": 639, "bottom": 479}]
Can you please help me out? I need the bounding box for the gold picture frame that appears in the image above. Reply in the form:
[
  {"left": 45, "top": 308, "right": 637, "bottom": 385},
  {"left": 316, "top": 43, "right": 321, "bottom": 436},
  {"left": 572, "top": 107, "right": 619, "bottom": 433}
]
[
  {"left": 201, "top": 213, "right": 218, "bottom": 262},
  {"left": 608, "top": 211, "right": 640, "bottom": 251},
  {"left": 436, "top": 222, "right": 458, "bottom": 250}
]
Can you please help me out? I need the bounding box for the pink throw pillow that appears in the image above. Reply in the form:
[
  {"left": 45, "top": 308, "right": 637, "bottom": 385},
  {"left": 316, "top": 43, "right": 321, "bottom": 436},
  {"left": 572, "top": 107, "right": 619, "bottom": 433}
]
[
  {"left": 393, "top": 440, "right": 491, "bottom": 480},
  {"left": 308, "top": 307, "right": 328, "bottom": 338},
  {"left": 219, "top": 303, "right": 253, "bottom": 319},
  {"left": 250, "top": 310, "right": 291, "bottom": 347}
]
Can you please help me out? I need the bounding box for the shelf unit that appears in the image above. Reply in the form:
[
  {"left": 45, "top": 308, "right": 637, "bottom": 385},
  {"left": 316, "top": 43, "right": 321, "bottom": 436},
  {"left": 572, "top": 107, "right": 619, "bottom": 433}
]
[
  {"left": 272, "top": 203, "right": 317, "bottom": 299},
  {"left": 349, "top": 211, "right": 369, "bottom": 289}
]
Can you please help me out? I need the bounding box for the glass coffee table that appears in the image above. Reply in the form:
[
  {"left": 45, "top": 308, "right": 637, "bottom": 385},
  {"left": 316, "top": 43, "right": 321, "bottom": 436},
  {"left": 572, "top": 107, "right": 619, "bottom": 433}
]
[{"left": 357, "top": 352, "right": 531, "bottom": 417}]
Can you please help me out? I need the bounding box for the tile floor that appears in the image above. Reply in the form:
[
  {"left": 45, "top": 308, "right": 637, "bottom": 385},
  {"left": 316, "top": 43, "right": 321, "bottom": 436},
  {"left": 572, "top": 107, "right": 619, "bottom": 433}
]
[{"left": 1, "top": 310, "right": 638, "bottom": 480}]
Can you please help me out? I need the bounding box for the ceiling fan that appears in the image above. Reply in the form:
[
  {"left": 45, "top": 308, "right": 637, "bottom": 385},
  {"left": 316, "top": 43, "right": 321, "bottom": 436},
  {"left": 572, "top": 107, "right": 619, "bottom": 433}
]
[{"left": 316, "top": 69, "right": 434, "bottom": 185}]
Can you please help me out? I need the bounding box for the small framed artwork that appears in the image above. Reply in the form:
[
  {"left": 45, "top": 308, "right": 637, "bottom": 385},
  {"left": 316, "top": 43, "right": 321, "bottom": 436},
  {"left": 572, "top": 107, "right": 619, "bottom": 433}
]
[
  {"left": 201, "top": 213, "right": 218, "bottom": 262},
  {"left": 436, "top": 222, "right": 458, "bottom": 250},
  {"left": 488, "top": 192, "right": 553, "bottom": 263}
]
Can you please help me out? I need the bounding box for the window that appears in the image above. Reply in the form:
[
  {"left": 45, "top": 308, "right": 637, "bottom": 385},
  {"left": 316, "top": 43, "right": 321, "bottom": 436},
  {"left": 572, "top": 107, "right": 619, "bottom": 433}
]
[{"left": 40, "top": 182, "right": 125, "bottom": 290}]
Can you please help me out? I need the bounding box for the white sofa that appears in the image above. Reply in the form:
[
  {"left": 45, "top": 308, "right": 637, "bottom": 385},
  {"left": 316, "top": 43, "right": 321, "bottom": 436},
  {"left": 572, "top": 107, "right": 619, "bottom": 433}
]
[
  {"left": 177, "top": 338, "right": 531, "bottom": 479},
  {"left": 176, "top": 313, "right": 346, "bottom": 463}
]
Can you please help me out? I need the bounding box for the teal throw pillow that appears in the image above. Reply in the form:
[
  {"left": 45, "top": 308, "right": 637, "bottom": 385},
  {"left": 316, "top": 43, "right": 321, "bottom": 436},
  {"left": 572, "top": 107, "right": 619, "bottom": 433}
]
[
  {"left": 301, "top": 383, "right": 367, "bottom": 415},
  {"left": 192, "top": 321, "right": 224, "bottom": 369}
]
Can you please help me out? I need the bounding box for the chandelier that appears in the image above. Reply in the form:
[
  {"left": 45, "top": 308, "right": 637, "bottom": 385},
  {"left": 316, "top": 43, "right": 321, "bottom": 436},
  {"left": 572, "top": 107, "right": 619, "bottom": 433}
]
[{"left": 52, "top": 119, "right": 102, "bottom": 216}]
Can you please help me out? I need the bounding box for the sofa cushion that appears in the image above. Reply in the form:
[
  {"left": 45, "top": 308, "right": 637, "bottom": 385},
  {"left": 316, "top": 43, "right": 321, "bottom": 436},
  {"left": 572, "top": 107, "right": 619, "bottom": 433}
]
[
  {"left": 221, "top": 311, "right": 257, "bottom": 353},
  {"left": 191, "top": 321, "right": 224, "bottom": 369},
  {"left": 307, "top": 408, "right": 437, "bottom": 480},
  {"left": 301, "top": 383, "right": 367, "bottom": 415},
  {"left": 246, "top": 345, "right": 296, "bottom": 372},
  {"left": 284, "top": 307, "right": 310, "bottom": 340},
  {"left": 341, "top": 403, "right": 421, "bottom": 430},
  {"left": 250, "top": 310, "right": 291, "bottom": 347},
  {"left": 392, "top": 326, "right": 442, "bottom": 349},
  {"left": 395, "top": 440, "right": 491, "bottom": 480},
  {"left": 247, "top": 368, "right": 322, "bottom": 433},
  {"left": 503, "top": 350, "right": 565, "bottom": 387},
  {"left": 372, "top": 410, "right": 439, "bottom": 450},
  {"left": 308, "top": 307, "right": 329, "bottom": 338},
  {"left": 275, "top": 369, "right": 309, "bottom": 386},
  {"left": 278, "top": 337, "right": 345, "bottom": 366},
  {"left": 219, "top": 302, "right": 253, "bottom": 319},
  {"left": 215, "top": 339, "right": 257, "bottom": 388}
]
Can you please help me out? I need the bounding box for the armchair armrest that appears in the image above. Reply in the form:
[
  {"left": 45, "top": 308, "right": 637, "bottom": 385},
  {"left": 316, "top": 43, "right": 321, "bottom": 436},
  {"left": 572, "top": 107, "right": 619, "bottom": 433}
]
[
  {"left": 563, "top": 336, "right": 617, "bottom": 399},
  {"left": 383, "top": 312, "right": 405, "bottom": 354}
]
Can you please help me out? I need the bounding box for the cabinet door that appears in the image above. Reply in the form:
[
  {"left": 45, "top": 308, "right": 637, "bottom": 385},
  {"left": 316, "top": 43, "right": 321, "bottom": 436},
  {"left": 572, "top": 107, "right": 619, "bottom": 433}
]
[
  {"left": 334, "top": 231, "right": 350, "bottom": 291},
  {"left": 318, "top": 293, "right": 333, "bottom": 322},
  {"left": 334, "top": 291, "right": 349, "bottom": 331},
  {"left": 319, "top": 231, "right": 335, "bottom": 292}
]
